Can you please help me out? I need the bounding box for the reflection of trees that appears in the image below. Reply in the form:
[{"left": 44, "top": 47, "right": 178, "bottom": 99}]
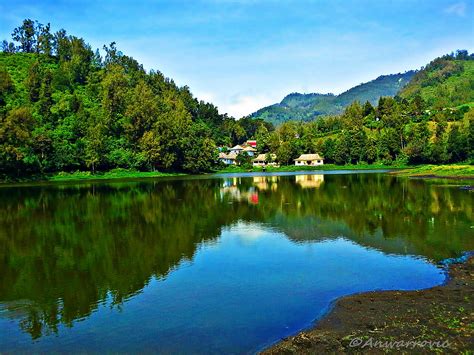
[
  {"left": 0, "top": 174, "right": 472, "bottom": 338},
  {"left": 0, "top": 180, "right": 236, "bottom": 339},
  {"left": 253, "top": 174, "right": 473, "bottom": 259}
]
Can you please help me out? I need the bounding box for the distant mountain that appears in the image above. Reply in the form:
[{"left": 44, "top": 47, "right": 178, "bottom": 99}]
[
  {"left": 398, "top": 50, "right": 474, "bottom": 108},
  {"left": 251, "top": 71, "right": 415, "bottom": 125}
]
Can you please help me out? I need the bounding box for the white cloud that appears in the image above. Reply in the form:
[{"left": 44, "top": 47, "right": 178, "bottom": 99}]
[
  {"left": 195, "top": 91, "right": 217, "bottom": 104},
  {"left": 444, "top": 2, "right": 467, "bottom": 16},
  {"left": 223, "top": 93, "right": 278, "bottom": 118}
]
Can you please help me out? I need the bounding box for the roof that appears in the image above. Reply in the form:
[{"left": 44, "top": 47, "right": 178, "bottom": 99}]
[
  {"left": 230, "top": 145, "right": 244, "bottom": 150},
  {"left": 294, "top": 154, "right": 324, "bottom": 161},
  {"left": 243, "top": 146, "right": 257, "bottom": 152},
  {"left": 218, "top": 152, "right": 237, "bottom": 160},
  {"left": 253, "top": 153, "right": 277, "bottom": 162}
]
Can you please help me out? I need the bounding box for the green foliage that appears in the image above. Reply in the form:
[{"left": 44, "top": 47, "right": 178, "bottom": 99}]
[
  {"left": 399, "top": 50, "right": 474, "bottom": 109},
  {"left": 251, "top": 72, "right": 415, "bottom": 125},
  {"left": 0, "top": 19, "right": 270, "bottom": 178}
]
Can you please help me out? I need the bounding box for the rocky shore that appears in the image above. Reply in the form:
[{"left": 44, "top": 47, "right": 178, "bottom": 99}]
[{"left": 263, "top": 255, "right": 474, "bottom": 354}]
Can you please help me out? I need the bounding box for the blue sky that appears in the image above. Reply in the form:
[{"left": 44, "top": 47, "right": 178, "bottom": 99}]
[{"left": 1, "top": 0, "right": 473, "bottom": 117}]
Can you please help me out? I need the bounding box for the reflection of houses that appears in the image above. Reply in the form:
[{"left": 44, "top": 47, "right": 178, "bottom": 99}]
[
  {"left": 253, "top": 154, "right": 278, "bottom": 167},
  {"left": 294, "top": 154, "right": 324, "bottom": 166},
  {"left": 253, "top": 176, "right": 279, "bottom": 191},
  {"left": 295, "top": 174, "right": 324, "bottom": 188},
  {"left": 219, "top": 178, "right": 259, "bottom": 204}
]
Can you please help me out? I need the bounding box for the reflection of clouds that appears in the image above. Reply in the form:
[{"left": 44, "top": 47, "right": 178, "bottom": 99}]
[
  {"left": 227, "top": 221, "right": 272, "bottom": 245},
  {"left": 295, "top": 174, "right": 324, "bottom": 189}
]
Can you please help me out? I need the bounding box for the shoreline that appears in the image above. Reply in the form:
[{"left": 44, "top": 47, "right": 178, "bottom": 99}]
[
  {"left": 389, "top": 164, "right": 474, "bottom": 180},
  {"left": 262, "top": 253, "right": 474, "bottom": 354},
  {"left": 0, "top": 164, "right": 472, "bottom": 187}
]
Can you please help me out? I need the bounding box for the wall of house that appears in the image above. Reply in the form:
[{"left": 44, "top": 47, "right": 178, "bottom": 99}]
[{"left": 295, "top": 160, "right": 324, "bottom": 166}]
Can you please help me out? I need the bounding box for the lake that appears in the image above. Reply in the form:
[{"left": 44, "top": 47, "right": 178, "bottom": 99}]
[{"left": 0, "top": 171, "right": 472, "bottom": 353}]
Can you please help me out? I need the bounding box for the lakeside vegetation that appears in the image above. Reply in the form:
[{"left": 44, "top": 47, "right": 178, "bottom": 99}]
[
  {"left": 2, "top": 163, "right": 471, "bottom": 186},
  {"left": 391, "top": 164, "right": 474, "bottom": 178},
  {"left": 1, "top": 19, "right": 473, "bottom": 183},
  {"left": 215, "top": 163, "right": 405, "bottom": 174}
]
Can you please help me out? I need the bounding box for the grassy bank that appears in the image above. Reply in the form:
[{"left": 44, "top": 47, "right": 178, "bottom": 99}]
[
  {"left": 0, "top": 169, "right": 185, "bottom": 185},
  {"left": 391, "top": 164, "right": 474, "bottom": 179},
  {"left": 2, "top": 164, "right": 472, "bottom": 186},
  {"left": 215, "top": 163, "right": 405, "bottom": 174}
]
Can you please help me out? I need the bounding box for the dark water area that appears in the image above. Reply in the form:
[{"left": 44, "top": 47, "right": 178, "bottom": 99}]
[{"left": 0, "top": 172, "right": 472, "bottom": 353}]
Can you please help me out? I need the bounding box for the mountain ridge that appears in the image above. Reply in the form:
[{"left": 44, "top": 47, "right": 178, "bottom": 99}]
[{"left": 251, "top": 71, "right": 416, "bottom": 125}]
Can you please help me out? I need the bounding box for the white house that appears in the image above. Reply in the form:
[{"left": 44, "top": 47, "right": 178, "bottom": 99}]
[
  {"left": 229, "top": 145, "right": 244, "bottom": 155},
  {"left": 218, "top": 152, "right": 238, "bottom": 165},
  {"left": 253, "top": 153, "right": 278, "bottom": 167},
  {"left": 294, "top": 154, "right": 324, "bottom": 166},
  {"left": 242, "top": 146, "right": 257, "bottom": 157}
]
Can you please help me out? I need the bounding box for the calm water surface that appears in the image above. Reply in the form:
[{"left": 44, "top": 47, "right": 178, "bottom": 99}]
[{"left": 0, "top": 172, "right": 472, "bottom": 353}]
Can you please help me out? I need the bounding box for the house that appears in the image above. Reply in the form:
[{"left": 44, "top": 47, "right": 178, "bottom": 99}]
[
  {"left": 218, "top": 152, "right": 238, "bottom": 165},
  {"left": 242, "top": 146, "right": 257, "bottom": 156},
  {"left": 294, "top": 154, "right": 324, "bottom": 166},
  {"left": 245, "top": 140, "right": 257, "bottom": 148},
  {"left": 253, "top": 153, "right": 278, "bottom": 167},
  {"left": 229, "top": 145, "right": 244, "bottom": 155}
]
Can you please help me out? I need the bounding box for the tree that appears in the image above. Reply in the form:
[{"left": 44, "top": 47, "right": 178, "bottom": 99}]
[
  {"left": 405, "top": 121, "right": 431, "bottom": 164},
  {"left": 55, "top": 29, "right": 71, "bottom": 61},
  {"left": 0, "top": 108, "right": 36, "bottom": 173},
  {"left": 84, "top": 123, "right": 105, "bottom": 173},
  {"left": 363, "top": 101, "right": 375, "bottom": 117},
  {"left": 37, "top": 23, "right": 54, "bottom": 55},
  {"left": 321, "top": 138, "right": 336, "bottom": 163},
  {"left": 124, "top": 80, "right": 159, "bottom": 141},
  {"left": 139, "top": 131, "right": 162, "bottom": 170},
  {"left": 39, "top": 70, "right": 54, "bottom": 120},
  {"left": 11, "top": 19, "right": 36, "bottom": 53},
  {"left": 182, "top": 123, "right": 217, "bottom": 173},
  {"left": 466, "top": 110, "right": 474, "bottom": 160},
  {"left": 431, "top": 119, "right": 448, "bottom": 163},
  {"left": 447, "top": 124, "right": 468, "bottom": 162},
  {"left": 101, "top": 64, "right": 128, "bottom": 131},
  {"left": 0, "top": 67, "right": 14, "bottom": 106},
  {"left": 26, "top": 61, "right": 42, "bottom": 102},
  {"left": 1, "top": 40, "right": 16, "bottom": 53}
]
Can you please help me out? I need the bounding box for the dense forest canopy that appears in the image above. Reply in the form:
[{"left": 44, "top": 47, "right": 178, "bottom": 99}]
[
  {"left": 0, "top": 19, "right": 473, "bottom": 179},
  {"left": 0, "top": 19, "right": 272, "bottom": 177}
]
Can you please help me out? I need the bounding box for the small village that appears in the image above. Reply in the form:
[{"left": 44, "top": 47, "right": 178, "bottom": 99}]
[{"left": 218, "top": 140, "right": 325, "bottom": 167}]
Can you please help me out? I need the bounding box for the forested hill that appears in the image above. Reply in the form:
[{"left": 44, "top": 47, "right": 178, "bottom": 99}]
[
  {"left": 251, "top": 71, "right": 415, "bottom": 125},
  {"left": 398, "top": 50, "right": 474, "bottom": 109},
  {"left": 0, "top": 19, "right": 271, "bottom": 177}
]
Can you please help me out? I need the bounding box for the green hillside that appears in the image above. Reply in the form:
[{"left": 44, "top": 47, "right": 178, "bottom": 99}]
[
  {"left": 251, "top": 71, "right": 415, "bottom": 125},
  {"left": 0, "top": 19, "right": 272, "bottom": 179},
  {"left": 398, "top": 50, "right": 474, "bottom": 109}
]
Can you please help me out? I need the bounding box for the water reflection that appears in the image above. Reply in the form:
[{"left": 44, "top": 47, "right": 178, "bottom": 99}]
[
  {"left": 295, "top": 174, "right": 324, "bottom": 188},
  {"left": 0, "top": 173, "right": 472, "bottom": 343}
]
